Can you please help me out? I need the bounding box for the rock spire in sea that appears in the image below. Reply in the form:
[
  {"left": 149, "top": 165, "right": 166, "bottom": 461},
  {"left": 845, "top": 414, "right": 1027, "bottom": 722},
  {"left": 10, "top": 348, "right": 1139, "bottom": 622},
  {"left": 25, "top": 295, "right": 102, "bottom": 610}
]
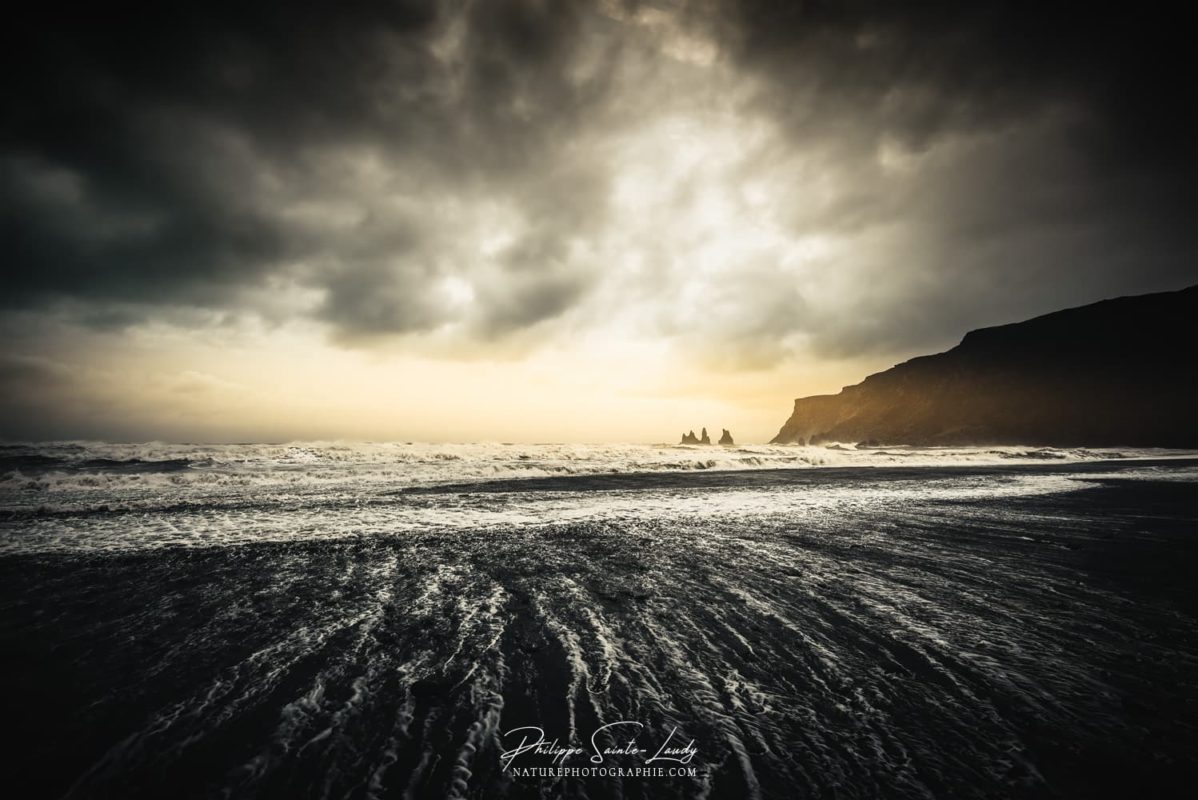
[{"left": 679, "top": 427, "right": 734, "bottom": 445}]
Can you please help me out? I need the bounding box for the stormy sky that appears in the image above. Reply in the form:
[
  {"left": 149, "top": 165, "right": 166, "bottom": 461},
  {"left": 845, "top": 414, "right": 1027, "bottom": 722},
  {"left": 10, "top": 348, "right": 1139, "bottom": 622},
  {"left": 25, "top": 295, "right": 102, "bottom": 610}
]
[{"left": 2, "top": 0, "right": 1195, "bottom": 442}]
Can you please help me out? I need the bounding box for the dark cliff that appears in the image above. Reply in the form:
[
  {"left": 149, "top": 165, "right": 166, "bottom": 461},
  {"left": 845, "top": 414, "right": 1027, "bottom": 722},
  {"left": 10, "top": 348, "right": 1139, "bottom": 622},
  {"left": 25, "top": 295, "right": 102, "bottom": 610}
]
[{"left": 771, "top": 285, "right": 1198, "bottom": 447}]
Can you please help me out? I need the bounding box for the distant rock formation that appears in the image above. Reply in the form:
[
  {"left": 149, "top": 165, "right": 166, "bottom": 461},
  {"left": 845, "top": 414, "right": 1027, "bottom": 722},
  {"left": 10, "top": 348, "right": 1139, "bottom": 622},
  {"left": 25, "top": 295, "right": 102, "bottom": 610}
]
[
  {"left": 718, "top": 429, "right": 735, "bottom": 445},
  {"left": 771, "top": 285, "right": 1198, "bottom": 447},
  {"left": 680, "top": 427, "right": 730, "bottom": 445}
]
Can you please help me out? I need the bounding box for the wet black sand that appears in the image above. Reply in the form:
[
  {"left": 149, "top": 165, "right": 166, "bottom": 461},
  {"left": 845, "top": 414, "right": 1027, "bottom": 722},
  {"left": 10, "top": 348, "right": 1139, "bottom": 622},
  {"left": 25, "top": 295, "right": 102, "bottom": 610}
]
[{"left": 2, "top": 463, "right": 1197, "bottom": 799}]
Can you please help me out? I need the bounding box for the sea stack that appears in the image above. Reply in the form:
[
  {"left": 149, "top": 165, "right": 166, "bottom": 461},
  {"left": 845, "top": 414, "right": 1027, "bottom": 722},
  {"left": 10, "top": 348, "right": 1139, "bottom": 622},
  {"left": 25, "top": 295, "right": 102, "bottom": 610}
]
[
  {"left": 680, "top": 430, "right": 700, "bottom": 445},
  {"left": 719, "top": 429, "right": 735, "bottom": 445},
  {"left": 700, "top": 427, "right": 711, "bottom": 445}
]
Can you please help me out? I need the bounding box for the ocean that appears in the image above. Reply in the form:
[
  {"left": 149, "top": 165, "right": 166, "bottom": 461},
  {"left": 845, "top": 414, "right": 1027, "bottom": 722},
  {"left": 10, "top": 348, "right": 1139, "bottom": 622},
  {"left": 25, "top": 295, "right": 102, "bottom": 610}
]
[{"left": 2, "top": 442, "right": 1197, "bottom": 798}]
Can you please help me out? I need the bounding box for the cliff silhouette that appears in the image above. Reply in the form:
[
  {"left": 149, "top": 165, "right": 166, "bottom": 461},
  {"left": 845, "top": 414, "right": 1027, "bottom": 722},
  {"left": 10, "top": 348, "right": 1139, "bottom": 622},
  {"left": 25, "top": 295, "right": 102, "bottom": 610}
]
[{"left": 771, "top": 285, "right": 1198, "bottom": 447}]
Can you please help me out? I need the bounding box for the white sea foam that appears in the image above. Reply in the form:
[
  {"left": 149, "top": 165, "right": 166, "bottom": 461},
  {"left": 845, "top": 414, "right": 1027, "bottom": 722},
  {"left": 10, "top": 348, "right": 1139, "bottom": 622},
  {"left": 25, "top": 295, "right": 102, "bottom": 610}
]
[
  {"left": 1, "top": 440, "right": 1189, "bottom": 491},
  {"left": 1, "top": 441, "right": 1195, "bottom": 555}
]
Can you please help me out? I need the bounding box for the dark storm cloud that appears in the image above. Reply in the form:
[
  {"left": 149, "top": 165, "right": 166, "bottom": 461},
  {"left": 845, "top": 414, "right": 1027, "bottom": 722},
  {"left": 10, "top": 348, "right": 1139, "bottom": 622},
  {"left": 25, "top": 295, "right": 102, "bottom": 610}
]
[
  {"left": 2, "top": 0, "right": 614, "bottom": 337},
  {"left": 715, "top": 0, "right": 1194, "bottom": 157},
  {"left": 664, "top": 0, "right": 1197, "bottom": 358},
  {"left": 1, "top": 0, "right": 1194, "bottom": 356}
]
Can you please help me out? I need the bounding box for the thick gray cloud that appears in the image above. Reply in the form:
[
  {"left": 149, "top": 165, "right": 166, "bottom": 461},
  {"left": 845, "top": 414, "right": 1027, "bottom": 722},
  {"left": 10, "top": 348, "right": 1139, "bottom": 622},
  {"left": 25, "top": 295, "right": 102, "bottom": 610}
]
[
  {"left": 686, "top": 0, "right": 1197, "bottom": 355},
  {"left": 2, "top": 0, "right": 619, "bottom": 338},
  {"left": 2, "top": 0, "right": 1195, "bottom": 362}
]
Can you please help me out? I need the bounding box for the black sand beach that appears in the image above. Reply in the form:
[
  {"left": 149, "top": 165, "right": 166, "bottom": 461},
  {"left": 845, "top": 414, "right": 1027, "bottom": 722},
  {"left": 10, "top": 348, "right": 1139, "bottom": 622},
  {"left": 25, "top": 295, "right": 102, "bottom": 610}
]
[{"left": 3, "top": 458, "right": 1197, "bottom": 799}]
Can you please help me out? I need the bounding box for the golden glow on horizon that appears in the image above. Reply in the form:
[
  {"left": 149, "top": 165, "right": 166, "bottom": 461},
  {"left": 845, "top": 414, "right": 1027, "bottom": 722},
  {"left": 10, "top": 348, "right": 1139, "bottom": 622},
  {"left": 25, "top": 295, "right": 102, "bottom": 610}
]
[{"left": 22, "top": 317, "right": 884, "bottom": 443}]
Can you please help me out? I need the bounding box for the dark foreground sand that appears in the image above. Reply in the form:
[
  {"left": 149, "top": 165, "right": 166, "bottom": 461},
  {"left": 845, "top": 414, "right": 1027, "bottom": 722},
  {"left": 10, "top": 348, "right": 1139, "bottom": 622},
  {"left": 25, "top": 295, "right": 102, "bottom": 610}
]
[{"left": 2, "top": 461, "right": 1197, "bottom": 799}]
